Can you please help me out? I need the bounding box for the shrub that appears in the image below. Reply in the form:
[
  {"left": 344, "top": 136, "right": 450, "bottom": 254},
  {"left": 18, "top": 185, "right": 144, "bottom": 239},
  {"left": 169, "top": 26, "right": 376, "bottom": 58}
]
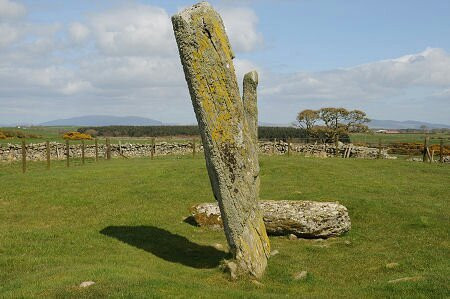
[
  {"left": 0, "top": 131, "right": 6, "bottom": 139},
  {"left": 0, "top": 130, "right": 41, "bottom": 139},
  {"left": 84, "top": 129, "right": 98, "bottom": 138},
  {"left": 63, "top": 131, "right": 93, "bottom": 140}
]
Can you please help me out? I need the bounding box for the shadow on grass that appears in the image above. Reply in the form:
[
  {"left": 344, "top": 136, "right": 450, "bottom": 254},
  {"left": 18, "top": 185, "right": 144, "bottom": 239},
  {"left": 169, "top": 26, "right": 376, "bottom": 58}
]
[{"left": 100, "top": 225, "right": 229, "bottom": 269}]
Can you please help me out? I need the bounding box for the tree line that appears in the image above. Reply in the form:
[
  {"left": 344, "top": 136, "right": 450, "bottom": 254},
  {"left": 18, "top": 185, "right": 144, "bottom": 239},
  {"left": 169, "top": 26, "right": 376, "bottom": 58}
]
[{"left": 77, "top": 125, "right": 333, "bottom": 141}]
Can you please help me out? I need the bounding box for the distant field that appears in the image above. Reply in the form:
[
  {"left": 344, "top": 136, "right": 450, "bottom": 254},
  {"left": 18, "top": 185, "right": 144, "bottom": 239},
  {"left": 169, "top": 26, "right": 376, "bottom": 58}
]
[
  {"left": 0, "top": 126, "right": 197, "bottom": 145},
  {"left": 1, "top": 155, "right": 449, "bottom": 297},
  {"left": 1, "top": 126, "right": 449, "bottom": 148},
  {"left": 350, "top": 132, "right": 450, "bottom": 145},
  {"left": 0, "top": 126, "right": 77, "bottom": 144}
]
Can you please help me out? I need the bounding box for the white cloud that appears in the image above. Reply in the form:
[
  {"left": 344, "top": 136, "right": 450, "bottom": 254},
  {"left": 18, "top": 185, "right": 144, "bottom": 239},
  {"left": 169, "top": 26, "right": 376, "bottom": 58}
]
[
  {"left": 89, "top": 5, "right": 176, "bottom": 57},
  {"left": 0, "top": 0, "right": 26, "bottom": 19},
  {"left": 0, "top": 1, "right": 448, "bottom": 125},
  {"left": 79, "top": 56, "right": 184, "bottom": 91},
  {"left": 0, "top": 23, "right": 20, "bottom": 47},
  {"left": 262, "top": 48, "right": 450, "bottom": 101},
  {"left": 220, "top": 7, "right": 263, "bottom": 52},
  {"left": 233, "top": 58, "right": 261, "bottom": 89},
  {"left": 69, "top": 22, "right": 90, "bottom": 43}
]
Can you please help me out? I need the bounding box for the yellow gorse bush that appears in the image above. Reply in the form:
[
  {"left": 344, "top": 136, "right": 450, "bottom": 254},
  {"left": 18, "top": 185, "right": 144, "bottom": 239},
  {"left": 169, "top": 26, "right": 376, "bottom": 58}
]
[{"left": 63, "top": 132, "right": 93, "bottom": 140}]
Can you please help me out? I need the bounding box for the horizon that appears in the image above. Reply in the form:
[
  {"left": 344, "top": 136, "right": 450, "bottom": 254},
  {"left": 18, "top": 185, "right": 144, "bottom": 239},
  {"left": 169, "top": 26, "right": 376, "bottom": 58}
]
[
  {"left": 2, "top": 114, "right": 449, "bottom": 128},
  {"left": 1, "top": 0, "right": 449, "bottom": 124}
]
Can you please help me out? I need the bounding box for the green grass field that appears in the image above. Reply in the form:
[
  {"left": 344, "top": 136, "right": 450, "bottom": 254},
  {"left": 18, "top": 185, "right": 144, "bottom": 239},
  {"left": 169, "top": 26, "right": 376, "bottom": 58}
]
[
  {"left": 1, "top": 155, "right": 448, "bottom": 297},
  {"left": 0, "top": 126, "right": 197, "bottom": 145},
  {"left": 350, "top": 132, "right": 450, "bottom": 145}
]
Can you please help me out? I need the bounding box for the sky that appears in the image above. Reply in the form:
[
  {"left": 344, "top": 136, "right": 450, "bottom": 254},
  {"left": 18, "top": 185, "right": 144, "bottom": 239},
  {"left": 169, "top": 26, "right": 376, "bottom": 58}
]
[{"left": 1, "top": 0, "right": 449, "bottom": 125}]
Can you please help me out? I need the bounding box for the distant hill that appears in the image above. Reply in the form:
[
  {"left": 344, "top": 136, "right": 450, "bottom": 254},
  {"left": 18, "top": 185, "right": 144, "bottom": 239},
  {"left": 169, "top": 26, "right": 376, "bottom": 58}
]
[
  {"left": 368, "top": 119, "right": 450, "bottom": 129},
  {"left": 40, "top": 115, "right": 163, "bottom": 126}
]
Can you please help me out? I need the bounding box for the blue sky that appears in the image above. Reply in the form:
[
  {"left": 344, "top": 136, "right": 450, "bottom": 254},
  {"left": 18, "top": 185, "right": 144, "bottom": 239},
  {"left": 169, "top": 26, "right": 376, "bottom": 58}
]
[{"left": 1, "top": 0, "right": 449, "bottom": 125}]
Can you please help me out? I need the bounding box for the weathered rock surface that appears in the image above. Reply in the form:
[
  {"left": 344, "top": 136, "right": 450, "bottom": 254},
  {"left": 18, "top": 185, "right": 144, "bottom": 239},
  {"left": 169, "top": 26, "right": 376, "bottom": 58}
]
[
  {"left": 172, "top": 2, "right": 270, "bottom": 278},
  {"left": 190, "top": 200, "right": 351, "bottom": 238}
]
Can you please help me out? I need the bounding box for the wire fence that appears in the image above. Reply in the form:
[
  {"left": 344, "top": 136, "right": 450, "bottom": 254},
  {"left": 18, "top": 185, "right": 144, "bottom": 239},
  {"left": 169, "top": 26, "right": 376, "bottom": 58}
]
[{"left": 0, "top": 135, "right": 448, "bottom": 174}]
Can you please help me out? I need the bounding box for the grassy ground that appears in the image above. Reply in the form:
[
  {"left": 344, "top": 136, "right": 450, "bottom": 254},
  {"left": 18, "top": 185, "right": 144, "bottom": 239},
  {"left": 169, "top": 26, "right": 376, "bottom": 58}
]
[
  {"left": 0, "top": 126, "right": 78, "bottom": 144},
  {"left": 0, "top": 126, "right": 197, "bottom": 145},
  {"left": 1, "top": 154, "right": 449, "bottom": 298},
  {"left": 350, "top": 132, "right": 450, "bottom": 145}
]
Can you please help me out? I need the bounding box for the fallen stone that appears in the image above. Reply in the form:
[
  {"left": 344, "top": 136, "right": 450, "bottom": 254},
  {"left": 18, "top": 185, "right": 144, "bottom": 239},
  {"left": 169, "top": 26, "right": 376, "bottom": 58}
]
[
  {"left": 388, "top": 276, "right": 423, "bottom": 284},
  {"left": 288, "top": 234, "right": 298, "bottom": 240},
  {"left": 270, "top": 249, "right": 279, "bottom": 257},
  {"left": 293, "top": 271, "right": 308, "bottom": 281},
  {"left": 79, "top": 281, "right": 95, "bottom": 288},
  {"left": 386, "top": 262, "right": 399, "bottom": 269},
  {"left": 189, "top": 200, "right": 351, "bottom": 238}
]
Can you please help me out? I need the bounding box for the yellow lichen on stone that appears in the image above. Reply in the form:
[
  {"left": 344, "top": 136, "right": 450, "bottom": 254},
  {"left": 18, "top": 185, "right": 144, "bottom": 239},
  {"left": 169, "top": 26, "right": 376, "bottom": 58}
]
[
  {"left": 172, "top": 2, "right": 270, "bottom": 278},
  {"left": 189, "top": 11, "right": 238, "bottom": 145}
]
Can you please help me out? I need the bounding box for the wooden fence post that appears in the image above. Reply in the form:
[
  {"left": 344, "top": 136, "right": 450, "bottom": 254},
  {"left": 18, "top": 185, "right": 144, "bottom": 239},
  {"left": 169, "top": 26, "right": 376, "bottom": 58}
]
[
  {"left": 66, "top": 140, "right": 70, "bottom": 167},
  {"left": 192, "top": 138, "right": 196, "bottom": 158},
  {"left": 151, "top": 137, "right": 155, "bottom": 160},
  {"left": 46, "top": 140, "right": 50, "bottom": 170},
  {"left": 21, "top": 140, "right": 26, "bottom": 173},
  {"left": 106, "top": 138, "right": 111, "bottom": 160},
  {"left": 440, "top": 139, "right": 444, "bottom": 163},
  {"left": 422, "top": 137, "right": 429, "bottom": 162},
  {"left": 378, "top": 138, "right": 382, "bottom": 159},
  {"left": 95, "top": 138, "right": 98, "bottom": 162},
  {"left": 81, "top": 140, "right": 85, "bottom": 165}
]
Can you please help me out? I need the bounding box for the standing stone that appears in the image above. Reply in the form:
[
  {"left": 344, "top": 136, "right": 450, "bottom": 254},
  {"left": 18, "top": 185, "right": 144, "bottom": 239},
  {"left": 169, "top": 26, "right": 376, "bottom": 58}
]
[{"left": 172, "top": 2, "right": 270, "bottom": 278}]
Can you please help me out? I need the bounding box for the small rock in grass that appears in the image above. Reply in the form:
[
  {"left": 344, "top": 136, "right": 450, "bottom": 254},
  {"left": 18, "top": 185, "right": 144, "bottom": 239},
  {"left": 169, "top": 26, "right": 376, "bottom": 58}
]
[
  {"left": 386, "top": 262, "right": 399, "bottom": 269},
  {"left": 79, "top": 281, "right": 95, "bottom": 288},
  {"left": 213, "top": 243, "right": 223, "bottom": 250},
  {"left": 270, "top": 249, "right": 279, "bottom": 257},
  {"left": 226, "top": 261, "right": 238, "bottom": 280},
  {"left": 344, "top": 240, "right": 351, "bottom": 245},
  {"left": 388, "top": 276, "right": 423, "bottom": 284},
  {"left": 288, "top": 234, "right": 298, "bottom": 240},
  {"left": 293, "top": 271, "right": 308, "bottom": 281}
]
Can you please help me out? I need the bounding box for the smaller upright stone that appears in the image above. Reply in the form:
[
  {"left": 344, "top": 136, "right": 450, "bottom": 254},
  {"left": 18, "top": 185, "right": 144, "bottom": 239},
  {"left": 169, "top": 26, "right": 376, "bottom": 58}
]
[{"left": 243, "top": 71, "right": 259, "bottom": 144}]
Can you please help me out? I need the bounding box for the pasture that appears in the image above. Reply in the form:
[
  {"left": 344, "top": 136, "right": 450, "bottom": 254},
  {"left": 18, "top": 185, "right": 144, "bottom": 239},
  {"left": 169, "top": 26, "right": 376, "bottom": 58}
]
[{"left": 1, "top": 155, "right": 449, "bottom": 297}]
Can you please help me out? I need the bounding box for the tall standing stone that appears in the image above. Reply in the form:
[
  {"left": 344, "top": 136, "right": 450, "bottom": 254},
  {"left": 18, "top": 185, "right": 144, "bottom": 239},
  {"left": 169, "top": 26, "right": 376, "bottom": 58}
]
[{"left": 172, "top": 2, "right": 270, "bottom": 278}]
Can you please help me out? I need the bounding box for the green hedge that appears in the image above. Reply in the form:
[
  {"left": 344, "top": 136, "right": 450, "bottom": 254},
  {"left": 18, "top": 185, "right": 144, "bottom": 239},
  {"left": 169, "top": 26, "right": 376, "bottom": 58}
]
[{"left": 78, "top": 125, "right": 349, "bottom": 142}]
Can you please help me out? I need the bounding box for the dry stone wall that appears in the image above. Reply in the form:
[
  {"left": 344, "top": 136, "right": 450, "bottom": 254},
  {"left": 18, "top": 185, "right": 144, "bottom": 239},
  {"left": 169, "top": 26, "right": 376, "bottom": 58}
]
[
  {"left": 260, "top": 141, "right": 395, "bottom": 159},
  {"left": 0, "top": 141, "right": 397, "bottom": 162}
]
